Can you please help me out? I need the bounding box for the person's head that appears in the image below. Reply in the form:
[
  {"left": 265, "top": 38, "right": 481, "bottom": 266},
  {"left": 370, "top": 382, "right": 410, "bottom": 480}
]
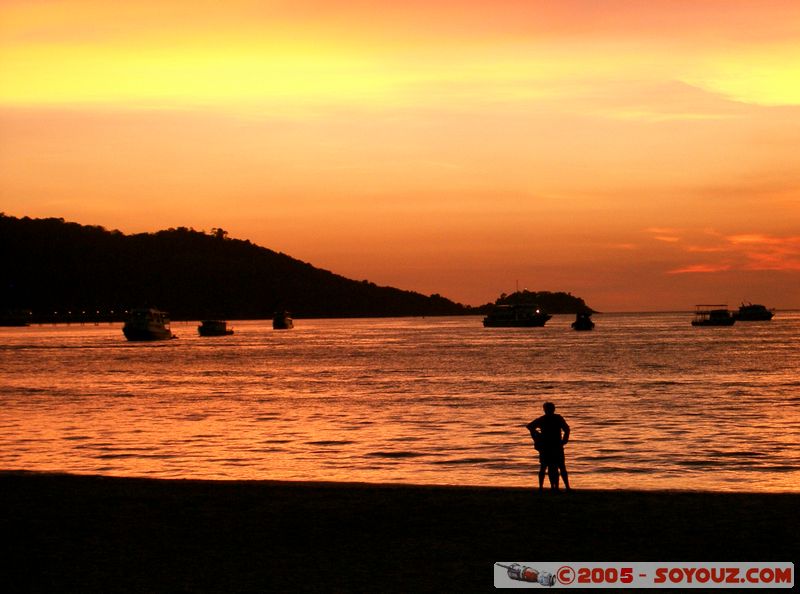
[{"left": 543, "top": 402, "right": 556, "bottom": 415}]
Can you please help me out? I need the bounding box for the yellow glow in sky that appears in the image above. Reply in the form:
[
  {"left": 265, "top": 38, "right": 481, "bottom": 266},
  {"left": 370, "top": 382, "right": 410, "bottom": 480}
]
[
  {"left": 687, "top": 45, "right": 800, "bottom": 106},
  {"left": 1, "top": 0, "right": 799, "bottom": 310}
]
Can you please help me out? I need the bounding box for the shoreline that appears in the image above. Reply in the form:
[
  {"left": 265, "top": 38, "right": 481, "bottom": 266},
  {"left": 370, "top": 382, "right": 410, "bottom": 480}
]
[
  {"left": 3, "top": 468, "right": 800, "bottom": 495},
  {"left": 2, "top": 471, "right": 797, "bottom": 592}
]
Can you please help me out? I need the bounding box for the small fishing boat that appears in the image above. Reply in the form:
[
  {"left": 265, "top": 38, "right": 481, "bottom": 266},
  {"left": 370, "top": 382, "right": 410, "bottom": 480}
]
[
  {"left": 482, "top": 304, "right": 551, "bottom": 327},
  {"left": 691, "top": 305, "right": 735, "bottom": 327},
  {"left": 571, "top": 312, "right": 595, "bottom": 331},
  {"left": 733, "top": 302, "right": 774, "bottom": 321},
  {"left": 123, "top": 308, "right": 175, "bottom": 340},
  {"left": 273, "top": 310, "right": 293, "bottom": 330},
  {"left": 198, "top": 320, "right": 234, "bottom": 336}
]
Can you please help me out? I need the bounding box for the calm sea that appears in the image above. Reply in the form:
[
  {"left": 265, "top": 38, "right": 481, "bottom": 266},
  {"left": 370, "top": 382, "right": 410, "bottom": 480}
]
[{"left": 1, "top": 313, "right": 798, "bottom": 492}]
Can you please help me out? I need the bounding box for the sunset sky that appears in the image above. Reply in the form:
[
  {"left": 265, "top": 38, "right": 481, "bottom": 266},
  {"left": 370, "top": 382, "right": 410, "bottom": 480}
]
[{"left": 2, "top": 0, "right": 799, "bottom": 310}]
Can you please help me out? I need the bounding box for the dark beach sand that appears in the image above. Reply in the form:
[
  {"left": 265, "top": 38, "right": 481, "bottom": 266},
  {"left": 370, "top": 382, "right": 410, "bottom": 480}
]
[{"left": 2, "top": 472, "right": 796, "bottom": 592}]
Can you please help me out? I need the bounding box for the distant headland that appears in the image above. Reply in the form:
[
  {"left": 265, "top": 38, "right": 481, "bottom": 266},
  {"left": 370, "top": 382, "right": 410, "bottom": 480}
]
[{"left": 1, "top": 214, "right": 594, "bottom": 321}]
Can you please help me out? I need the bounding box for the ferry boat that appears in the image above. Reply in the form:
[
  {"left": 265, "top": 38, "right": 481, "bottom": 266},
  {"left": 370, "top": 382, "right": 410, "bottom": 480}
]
[
  {"left": 198, "top": 319, "right": 234, "bottom": 336},
  {"left": 691, "top": 305, "right": 735, "bottom": 327},
  {"left": 122, "top": 308, "right": 175, "bottom": 341},
  {"left": 733, "top": 302, "right": 774, "bottom": 321},
  {"left": 482, "top": 304, "right": 551, "bottom": 327},
  {"left": 571, "top": 312, "right": 595, "bottom": 331},
  {"left": 273, "top": 310, "right": 293, "bottom": 330}
]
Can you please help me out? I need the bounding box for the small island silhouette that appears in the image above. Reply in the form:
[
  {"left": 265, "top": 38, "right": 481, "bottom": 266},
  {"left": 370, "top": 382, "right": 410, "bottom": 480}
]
[{"left": 482, "top": 289, "right": 595, "bottom": 315}]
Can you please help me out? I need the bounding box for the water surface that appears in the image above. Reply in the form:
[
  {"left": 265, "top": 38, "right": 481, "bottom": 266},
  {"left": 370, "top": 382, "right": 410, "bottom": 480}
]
[{"left": 1, "top": 313, "right": 798, "bottom": 491}]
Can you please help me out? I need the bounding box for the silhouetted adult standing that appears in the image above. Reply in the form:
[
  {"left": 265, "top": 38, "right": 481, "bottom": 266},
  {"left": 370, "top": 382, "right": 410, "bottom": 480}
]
[{"left": 526, "top": 402, "right": 571, "bottom": 491}]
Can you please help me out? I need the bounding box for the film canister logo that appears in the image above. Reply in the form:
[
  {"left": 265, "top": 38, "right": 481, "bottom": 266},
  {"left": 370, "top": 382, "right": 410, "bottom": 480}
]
[{"left": 495, "top": 563, "right": 556, "bottom": 587}]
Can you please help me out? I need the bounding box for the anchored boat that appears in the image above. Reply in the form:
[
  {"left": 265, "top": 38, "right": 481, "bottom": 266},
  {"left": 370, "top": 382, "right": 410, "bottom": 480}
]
[
  {"left": 691, "top": 305, "right": 735, "bottom": 327},
  {"left": 733, "top": 302, "right": 774, "bottom": 321},
  {"left": 198, "top": 320, "right": 234, "bottom": 336},
  {"left": 273, "top": 310, "right": 293, "bottom": 330},
  {"left": 123, "top": 308, "right": 175, "bottom": 341},
  {"left": 483, "top": 304, "right": 551, "bottom": 327},
  {"left": 571, "top": 311, "right": 595, "bottom": 331}
]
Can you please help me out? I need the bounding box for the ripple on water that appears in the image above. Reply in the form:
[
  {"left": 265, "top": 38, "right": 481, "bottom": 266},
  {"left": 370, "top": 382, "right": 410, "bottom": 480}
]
[
  {"left": 431, "top": 457, "right": 499, "bottom": 465},
  {"left": 366, "top": 451, "right": 429, "bottom": 459}
]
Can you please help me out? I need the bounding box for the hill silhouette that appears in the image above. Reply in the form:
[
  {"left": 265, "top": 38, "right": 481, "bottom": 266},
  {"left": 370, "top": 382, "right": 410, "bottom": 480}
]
[{"left": 0, "top": 214, "right": 469, "bottom": 321}]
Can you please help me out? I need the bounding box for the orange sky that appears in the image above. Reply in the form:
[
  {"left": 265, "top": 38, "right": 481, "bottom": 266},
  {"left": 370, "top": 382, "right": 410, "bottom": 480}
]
[{"left": 2, "top": 0, "right": 799, "bottom": 310}]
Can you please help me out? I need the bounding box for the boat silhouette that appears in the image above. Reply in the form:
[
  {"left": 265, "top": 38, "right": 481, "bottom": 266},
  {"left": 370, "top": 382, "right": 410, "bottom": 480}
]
[
  {"left": 273, "top": 310, "right": 294, "bottom": 330},
  {"left": 571, "top": 311, "right": 595, "bottom": 331},
  {"left": 198, "top": 320, "right": 234, "bottom": 336},
  {"left": 733, "top": 302, "right": 774, "bottom": 321},
  {"left": 123, "top": 308, "right": 176, "bottom": 340},
  {"left": 483, "top": 304, "right": 551, "bottom": 327},
  {"left": 691, "top": 305, "right": 735, "bottom": 327}
]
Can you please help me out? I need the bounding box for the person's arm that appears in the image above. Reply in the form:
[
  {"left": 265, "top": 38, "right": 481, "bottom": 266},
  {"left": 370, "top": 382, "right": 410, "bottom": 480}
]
[{"left": 561, "top": 418, "right": 570, "bottom": 445}]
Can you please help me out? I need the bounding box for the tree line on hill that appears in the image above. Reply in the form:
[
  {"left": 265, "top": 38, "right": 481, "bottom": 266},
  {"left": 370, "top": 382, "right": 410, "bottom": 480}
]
[
  {"left": 493, "top": 290, "right": 595, "bottom": 314},
  {"left": 1, "top": 214, "right": 594, "bottom": 321}
]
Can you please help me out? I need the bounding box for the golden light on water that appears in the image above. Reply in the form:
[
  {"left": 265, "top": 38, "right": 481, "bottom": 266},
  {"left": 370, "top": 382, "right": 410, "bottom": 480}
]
[{"left": 1, "top": 317, "right": 798, "bottom": 491}]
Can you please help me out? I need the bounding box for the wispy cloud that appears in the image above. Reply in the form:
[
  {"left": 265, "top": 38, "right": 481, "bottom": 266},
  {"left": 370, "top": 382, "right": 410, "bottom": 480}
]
[
  {"left": 645, "top": 227, "right": 683, "bottom": 243},
  {"left": 735, "top": 235, "right": 800, "bottom": 271},
  {"left": 668, "top": 264, "right": 731, "bottom": 274},
  {"left": 686, "top": 245, "right": 727, "bottom": 253},
  {"left": 728, "top": 234, "right": 786, "bottom": 246},
  {"left": 651, "top": 228, "right": 800, "bottom": 274},
  {"left": 646, "top": 227, "right": 682, "bottom": 234}
]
